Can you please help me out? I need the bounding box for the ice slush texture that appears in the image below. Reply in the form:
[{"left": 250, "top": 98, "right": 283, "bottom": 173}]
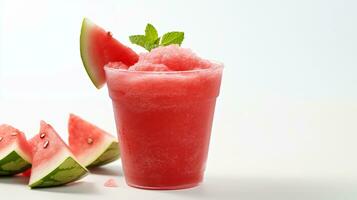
[
  {"left": 105, "top": 45, "right": 222, "bottom": 106},
  {"left": 129, "top": 45, "right": 212, "bottom": 71}
]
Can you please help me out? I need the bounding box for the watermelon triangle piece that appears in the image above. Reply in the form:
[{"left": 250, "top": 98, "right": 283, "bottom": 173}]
[
  {"left": 29, "top": 121, "right": 88, "bottom": 188},
  {"left": 68, "top": 114, "right": 120, "bottom": 168},
  {"left": 0, "top": 124, "right": 32, "bottom": 176},
  {"left": 80, "top": 18, "right": 139, "bottom": 89}
]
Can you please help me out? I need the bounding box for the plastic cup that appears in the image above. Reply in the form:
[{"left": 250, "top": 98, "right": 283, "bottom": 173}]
[{"left": 105, "top": 62, "right": 223, "bottom": 190}]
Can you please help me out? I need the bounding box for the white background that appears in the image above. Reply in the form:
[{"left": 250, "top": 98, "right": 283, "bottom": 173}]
[{"left": 0, "top": 0, "right": 357, "bottom": 199}]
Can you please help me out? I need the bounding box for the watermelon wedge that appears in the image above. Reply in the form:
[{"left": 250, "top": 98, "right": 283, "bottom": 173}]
[
  {"left": 68, "top": 114, "right": 120, "bottom": 168},
  {"left": 80, "top": 18, "right": 139, "bottom": 89},
  {"left": 29, "top": 121, "right": 88, "bottom": 188},
  {"left": 0, "top": 125, "right": 32, "bottom": 176}
]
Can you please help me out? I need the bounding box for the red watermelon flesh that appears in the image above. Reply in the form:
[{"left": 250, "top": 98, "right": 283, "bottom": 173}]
[
  {"left": 29, "top": 121, "right": 67, "bottom": 170},
  {"left": 80, "top": 18, "right": 139, "bottom": 89},
  {"left": 0, "top": 124, "right": 32, "bottom": 175},
  {"left": 29, "top": 121, "right": 87, "bottom": 188},
  {"left": 68, "top": 114, "right": 120, "bottom": 168},
  {"left": 0, "top": 125, "right": 32, "bottom": 159},
  {"left": 21, "top": 168, "right": 32, "bottom": 177}
]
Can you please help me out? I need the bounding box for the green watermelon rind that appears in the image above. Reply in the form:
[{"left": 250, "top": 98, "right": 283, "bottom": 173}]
[
  {"left": 80, "top": 18, "right": 104, "bottom": 89},
  {"left": 29, "top": 156, "right": 88, "bottom": 188},
  {"left": 87, "top": 141, "right": 120, "bottom": 168},
  {"left": 0, "top": 151, "right": 31, "bottom": 176}
]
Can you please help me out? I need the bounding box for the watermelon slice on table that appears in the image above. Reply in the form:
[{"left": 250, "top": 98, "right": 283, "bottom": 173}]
[
  {"left": 0, "top": 125, "right": 32, "bottom": 176},
  {"left": 80, "top": 18, "right": 139, "bottom": 89},
  {"left": 68, "top": 114, "right": 120, "bottom": 168},
  {"left": 29, "top": 121, "right": 88, "bottom": 188}
]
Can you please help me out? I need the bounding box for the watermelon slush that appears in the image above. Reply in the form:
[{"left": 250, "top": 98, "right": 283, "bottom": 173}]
[{"left": 105, "top": 45, "right": 223, "bottom": 189}]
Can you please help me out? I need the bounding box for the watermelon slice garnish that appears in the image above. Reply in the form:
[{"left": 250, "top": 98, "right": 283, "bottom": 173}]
[
  {"left": 0, "top": 125, "right": 32, "bottom": 176},
  {"left": 29, "top": 121, "right": 88, "bottom": 188},
  {"left": 68, "top": 114, "right": 120, "bottom": 168},
  {"left": 80, "top": 18, "right": 139, "bottom": 89}
]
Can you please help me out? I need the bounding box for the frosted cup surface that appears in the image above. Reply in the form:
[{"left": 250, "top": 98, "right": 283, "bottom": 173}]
[{"left": 105, "top": 63, "right": 223, "bottom": 190}]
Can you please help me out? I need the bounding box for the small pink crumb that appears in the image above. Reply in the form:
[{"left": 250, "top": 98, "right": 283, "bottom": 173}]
[{"left": 104, "top": 178, "right": 118, "bottom": 188}]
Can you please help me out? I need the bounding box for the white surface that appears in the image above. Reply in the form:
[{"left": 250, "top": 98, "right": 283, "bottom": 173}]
[
  {"left": 1, "top": 0, "right": 357, "bottom": 199},
  {"left": 0, "top": 162, "right": 356, "bottom": 200}
]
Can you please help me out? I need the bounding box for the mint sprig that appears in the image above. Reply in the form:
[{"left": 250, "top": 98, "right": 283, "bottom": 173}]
[{"left": 129, "top": 24, "right": 184, "bottom": 51}]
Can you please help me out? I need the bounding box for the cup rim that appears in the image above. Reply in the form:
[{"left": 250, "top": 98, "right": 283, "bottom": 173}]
[{"left": 104, "top": 60, "right": 224, "bottom": 74}]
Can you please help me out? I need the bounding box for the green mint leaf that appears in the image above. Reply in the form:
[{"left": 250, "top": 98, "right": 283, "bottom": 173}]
[
  {"left": 129, "top": 24, "right": 184, "bottom": 51},
  {"left": 144, "top": 43, "right": 158, "bottom": 51},
  {"left": 144, "top": 37, "right": 160, "bottom": 51},
  {"left": 129, "top": 35, "right": 146, "bottom": 47},
  {"left": 160, "top": 32, "right": 184, "bottom": 46},
  {"left": 130, "top": 34, "right": 156, "bottom": 51},
  {"left": 155, "top": 37, "right": 161, "bottom": 45},
  {"left": 145, "top": 24, "right": 158, "bottom": 43}
]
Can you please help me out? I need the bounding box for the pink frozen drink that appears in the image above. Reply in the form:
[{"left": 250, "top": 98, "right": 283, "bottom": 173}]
[{"left": 105, "top": 45, "right": 223, "bottom": 189}]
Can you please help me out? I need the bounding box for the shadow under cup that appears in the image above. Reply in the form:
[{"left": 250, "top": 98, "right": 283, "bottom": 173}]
[{"left": 105, "top": 63, "right": 223, "bottom": 190}]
